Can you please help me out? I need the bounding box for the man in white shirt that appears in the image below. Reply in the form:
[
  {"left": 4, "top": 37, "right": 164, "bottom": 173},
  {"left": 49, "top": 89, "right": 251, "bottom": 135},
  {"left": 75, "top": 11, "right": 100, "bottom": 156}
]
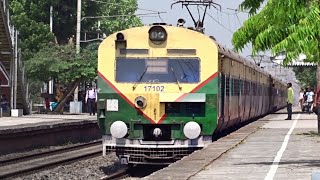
[
  {"left": 305, "top": 87, "right": 314, "bottom": 113},
  {"left": 85, "top": 86, "right": 97, "bottom": 115}
]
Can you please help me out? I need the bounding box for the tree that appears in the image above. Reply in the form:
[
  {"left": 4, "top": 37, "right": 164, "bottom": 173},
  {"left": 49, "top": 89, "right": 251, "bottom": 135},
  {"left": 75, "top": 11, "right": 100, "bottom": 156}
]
[
  {"left": 10, "top": 0, "right": 142, "bottom": 50},
  {"left": 293, "top": 67, "right": 317, "bottom": 89},
  {"left": 10, "top": 0, "right": 142, "bottom": 112},
  {"left": 232, "top": 0, "right": 320, "bottom": 132},
  {"left": 26, "top": 43, "right": 98, "bottom": 112},
  {"left": 10, "top": 0, "right": 55, "bottom": 60},
  {"left": 232, "top": 0, "right": 319, "bottom": 64}
]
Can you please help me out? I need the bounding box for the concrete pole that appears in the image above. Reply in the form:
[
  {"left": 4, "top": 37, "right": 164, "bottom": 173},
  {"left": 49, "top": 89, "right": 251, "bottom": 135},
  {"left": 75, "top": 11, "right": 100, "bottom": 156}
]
[
  {"left": 50, "top": 6, "right": 53, "bottom": 32},
  {"left": 74, "top": 0, "right": 81, "bottom": 103},
  {"left": 10, "top": 27, "right": 14, "bottom": 110},
  {"left": 76, "top": 0, "right": 81, "bottom": 54},
  {"left": 14, "top": 29, "right": 18, "bottom": 109},
  {"left": 49, "top": 5, "right": 54, "bottom": 95}
]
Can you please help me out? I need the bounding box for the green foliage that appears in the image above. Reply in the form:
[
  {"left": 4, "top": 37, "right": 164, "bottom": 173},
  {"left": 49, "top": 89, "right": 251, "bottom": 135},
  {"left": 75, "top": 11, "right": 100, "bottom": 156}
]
[
  {"left": 26, "top": 43, "right": 97, "bottom": 83},
  {"left": 93, "top": 0, "right": 143, "bottom": 35},
  {"left": 10, "top": 0, "right": 55, "bottom": 59},
  {"left": 293, "top": 67, "right": 317, "bottom": 88},
  {"left": 233, "top": 0, "right": 320, "bottom": 64},
  {"left": 28, "top": 80, "right": 45, "bottom": 104},
  {"left": 239, "top": 0, "right": 264, "bottom": 14},
  {"left": 10, "top": 0, "right": 142, "bottom": 55},
  {"left": 9, "top": 0, "right": 142, "bottom": 108},
  {"left": 9, "top": 0, "right": 142, "bottom": 86}
]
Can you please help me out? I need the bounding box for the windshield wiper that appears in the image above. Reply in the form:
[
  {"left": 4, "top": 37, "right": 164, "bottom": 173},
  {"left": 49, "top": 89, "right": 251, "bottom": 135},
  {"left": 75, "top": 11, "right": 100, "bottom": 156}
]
[
  {"left": 132, "top": 66, "right": 148, "bottom": 91},
  {"left": 171, "top": 67, "right": 182, "bottom": 91}
]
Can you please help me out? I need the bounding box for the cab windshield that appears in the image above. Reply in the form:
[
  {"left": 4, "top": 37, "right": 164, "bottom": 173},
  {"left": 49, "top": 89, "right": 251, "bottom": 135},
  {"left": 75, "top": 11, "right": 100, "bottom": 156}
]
[{"left": 116, "top": 58, "right": 200, "bottom": 83}]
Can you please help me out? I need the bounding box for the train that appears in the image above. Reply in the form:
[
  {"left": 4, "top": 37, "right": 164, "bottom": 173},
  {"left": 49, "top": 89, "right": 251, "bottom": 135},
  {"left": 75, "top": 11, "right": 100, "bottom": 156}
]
[{"left": 96, "top": 23, "right": 287, "bottom": 165}]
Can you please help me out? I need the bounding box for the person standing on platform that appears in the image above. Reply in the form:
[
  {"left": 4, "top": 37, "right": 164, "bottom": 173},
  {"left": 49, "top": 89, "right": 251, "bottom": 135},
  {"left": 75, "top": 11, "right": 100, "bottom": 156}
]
[
  {"left": 85, "top": 86, "right": 97, "bottom": 115},
  {"left": 286, "top": 83, "right": 294, "bottom": 120}
]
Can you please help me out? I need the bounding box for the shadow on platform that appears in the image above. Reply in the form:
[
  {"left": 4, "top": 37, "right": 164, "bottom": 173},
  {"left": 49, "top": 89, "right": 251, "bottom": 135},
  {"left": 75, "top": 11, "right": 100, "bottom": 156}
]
[{"left": 272, "top": 112, "right": 314, "bottom": 115}]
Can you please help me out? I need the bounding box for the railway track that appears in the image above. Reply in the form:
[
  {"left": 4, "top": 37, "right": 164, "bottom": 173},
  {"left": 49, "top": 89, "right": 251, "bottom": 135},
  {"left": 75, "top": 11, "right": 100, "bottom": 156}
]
[
  {"left": 100, "top": 165, "right": 166, "bottom": 180},
  {"left": 0, "top": 141, "right": 102, "bottom": 179},
  {"left": 101, "top": 167, "right": 130, "bottom": 180}
]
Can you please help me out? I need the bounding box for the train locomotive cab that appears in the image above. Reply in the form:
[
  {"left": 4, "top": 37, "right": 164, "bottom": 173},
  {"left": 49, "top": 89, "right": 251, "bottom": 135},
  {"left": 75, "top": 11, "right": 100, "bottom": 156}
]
[{"left": 97, "top": 24, "right": 220, "bottom": 165}]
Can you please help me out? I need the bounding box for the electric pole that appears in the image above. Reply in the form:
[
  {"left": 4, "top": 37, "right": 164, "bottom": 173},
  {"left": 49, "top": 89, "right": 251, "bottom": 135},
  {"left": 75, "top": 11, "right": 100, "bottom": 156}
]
[
  {"left": 49, "top": 5, "right": 54, "bottom": 98},
  {"left": 74, "top": 0, "right": 81, "bottom": 103}
]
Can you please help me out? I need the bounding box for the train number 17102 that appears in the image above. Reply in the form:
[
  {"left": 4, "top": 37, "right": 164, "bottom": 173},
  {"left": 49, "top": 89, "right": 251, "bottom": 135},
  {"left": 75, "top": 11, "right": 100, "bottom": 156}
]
[{"left": 144, "top": 85, "right": 164, "bottom": 92}]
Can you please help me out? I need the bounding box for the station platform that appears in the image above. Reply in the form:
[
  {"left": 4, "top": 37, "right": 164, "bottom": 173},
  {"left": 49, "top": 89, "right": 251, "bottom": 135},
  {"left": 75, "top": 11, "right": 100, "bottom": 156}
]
[
  {"left": 146, "top": 108, "right": 320, "bottom": 180},
  {"left": 0, "top": 113, "right": 99, "bottom": 155},
  {"left": 0, "top": 113, "right": 96, "bottom": 132}
]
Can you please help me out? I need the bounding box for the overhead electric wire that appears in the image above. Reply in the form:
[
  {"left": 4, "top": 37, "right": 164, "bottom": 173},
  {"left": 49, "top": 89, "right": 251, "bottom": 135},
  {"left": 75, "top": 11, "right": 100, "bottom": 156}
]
[
  {"left": 210, "top": 6, "right": 244, "bottom": 30},
  {"left": 82, "top": 12, "right": 167, "bottom": 20},
  {"left": 235, "top": 13, "right": 242, "bottom": 26},
  {"left": 211, "top": 5, "right": 237, "bottom": 16},
  {"left": 225, "top": 8, "right": 247, "bottom": 26},
  {"left": 226, "top": 7, "right": 250, "bottom": 14},
  {"left": 157, "top": 13, "right": 165, "bottom": 23},
  {"left": 199, "top": 7, "right": 234, "bottom": 33},
  {"left": 89, "top": 0, "right": 166, "bottom": 23},
  {"left": 90, "top": 0, "right": 164, "bottom": 14}
]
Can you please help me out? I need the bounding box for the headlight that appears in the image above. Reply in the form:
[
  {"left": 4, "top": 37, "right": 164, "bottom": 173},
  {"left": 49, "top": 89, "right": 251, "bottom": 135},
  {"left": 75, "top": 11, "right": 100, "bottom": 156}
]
[
  {"left": 148, "top": 26, "right": 167, "bottom": 44},
  {"left": 183, "top": 121, "right": 201, "bottom": 139},
  {"left": 110, "top": 121, "right": 128, "bottom": 139}
]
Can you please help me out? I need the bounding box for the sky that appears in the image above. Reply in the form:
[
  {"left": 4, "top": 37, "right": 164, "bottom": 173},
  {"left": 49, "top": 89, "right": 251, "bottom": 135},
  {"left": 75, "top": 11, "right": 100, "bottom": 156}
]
[{"left": 137, "top": 0, "right": 252, "bottom": 56}]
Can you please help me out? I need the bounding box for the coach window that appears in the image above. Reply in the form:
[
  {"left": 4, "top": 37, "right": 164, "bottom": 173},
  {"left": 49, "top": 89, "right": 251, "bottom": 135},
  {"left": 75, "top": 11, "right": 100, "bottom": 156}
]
[
  {"left": 239, "top": 79, "right": 243, "bottom": 95},
  {"left": 226, "top": 77, "right": 230, "bottom": 96},
  {"left": 115, "top": 58, "right": 200, "bottom": 83},
  {"left": 244, "top": 81, "right": 247, "bottom": 95},
  {"left": 234, "top": 79, "right": 240, "bottom": 96}
]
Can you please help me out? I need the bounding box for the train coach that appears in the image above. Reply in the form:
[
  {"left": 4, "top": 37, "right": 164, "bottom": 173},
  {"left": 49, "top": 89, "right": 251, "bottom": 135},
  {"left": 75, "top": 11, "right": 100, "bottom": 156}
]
[{"left": 97, "top": 23, "right": 287, "bottom": 165}]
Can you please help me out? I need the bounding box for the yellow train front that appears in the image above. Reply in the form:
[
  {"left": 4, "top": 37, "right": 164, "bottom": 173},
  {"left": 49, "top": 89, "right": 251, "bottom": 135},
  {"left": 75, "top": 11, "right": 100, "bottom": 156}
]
[
  {"left": 97, "top": 23, "right": 287, "bottom": 165},
  {"left": 97, "top": 24, "right": 219, "bottom": 165}
]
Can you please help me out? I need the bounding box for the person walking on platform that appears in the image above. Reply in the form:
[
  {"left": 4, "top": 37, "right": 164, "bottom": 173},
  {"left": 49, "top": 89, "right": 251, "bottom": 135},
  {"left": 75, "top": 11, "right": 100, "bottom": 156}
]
[
  {"left": 85, "top": 86, "right": 97, "bottom": 115},
  {"left": 299, "top": 88, "right": 305, "bottom": 110},
  {"left": 286, "top": 83, "right": 294, "bottom": 120},
  {"left": 305, "top": 87, "right": 314, "bottom": 113}
]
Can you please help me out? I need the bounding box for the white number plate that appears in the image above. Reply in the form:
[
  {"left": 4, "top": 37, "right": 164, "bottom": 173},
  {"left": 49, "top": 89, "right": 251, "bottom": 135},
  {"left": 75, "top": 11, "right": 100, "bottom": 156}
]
[{"left": 106, "top": 99, "right": 118, "bottom": 111}]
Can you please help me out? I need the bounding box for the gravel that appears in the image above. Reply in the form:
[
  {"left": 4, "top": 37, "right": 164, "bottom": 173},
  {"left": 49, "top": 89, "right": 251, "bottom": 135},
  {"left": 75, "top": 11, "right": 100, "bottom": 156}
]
[
  {"left": 0, "top": 141, "right": 99, "bottom": 161},
  {"left": 12, "top": 153, "right": 125, "bottom": 180},
  {"left": 1, "top": 142, "right": 162, "bottom": 180}
]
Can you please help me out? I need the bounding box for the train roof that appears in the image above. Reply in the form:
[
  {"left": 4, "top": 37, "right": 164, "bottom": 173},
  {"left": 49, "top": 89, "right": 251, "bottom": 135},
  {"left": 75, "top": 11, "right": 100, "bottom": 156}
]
[{"left": 210, "top": 38, "right": 285, "bottom": 85}]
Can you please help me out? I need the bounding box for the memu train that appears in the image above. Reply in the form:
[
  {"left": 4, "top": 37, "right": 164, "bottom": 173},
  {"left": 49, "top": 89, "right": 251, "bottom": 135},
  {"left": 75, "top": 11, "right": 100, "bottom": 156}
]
[{"left": 97, "top": 23, "right": 287, "bottom": 165}]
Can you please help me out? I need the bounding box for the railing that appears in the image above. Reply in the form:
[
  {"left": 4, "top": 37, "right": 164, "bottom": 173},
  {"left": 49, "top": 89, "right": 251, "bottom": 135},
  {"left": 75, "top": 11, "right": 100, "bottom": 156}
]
[
  {"left": 1, "top": 0, "right": 12, "bottom": 40},
  {"left": 1, "top": 0, "right": 31, "bottom": 114}
]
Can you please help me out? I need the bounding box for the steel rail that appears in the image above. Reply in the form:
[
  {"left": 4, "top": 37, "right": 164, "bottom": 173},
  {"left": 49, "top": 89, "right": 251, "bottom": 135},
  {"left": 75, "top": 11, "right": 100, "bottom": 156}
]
[
  {"left": 100, "top": 167, "right": 130, "bottom": 180},
  {"left": 0, "top": 140, "right": 102, "bottom": 166},
  {"left": 0, "top": 141, "right": 102, "bottom": 179}
]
